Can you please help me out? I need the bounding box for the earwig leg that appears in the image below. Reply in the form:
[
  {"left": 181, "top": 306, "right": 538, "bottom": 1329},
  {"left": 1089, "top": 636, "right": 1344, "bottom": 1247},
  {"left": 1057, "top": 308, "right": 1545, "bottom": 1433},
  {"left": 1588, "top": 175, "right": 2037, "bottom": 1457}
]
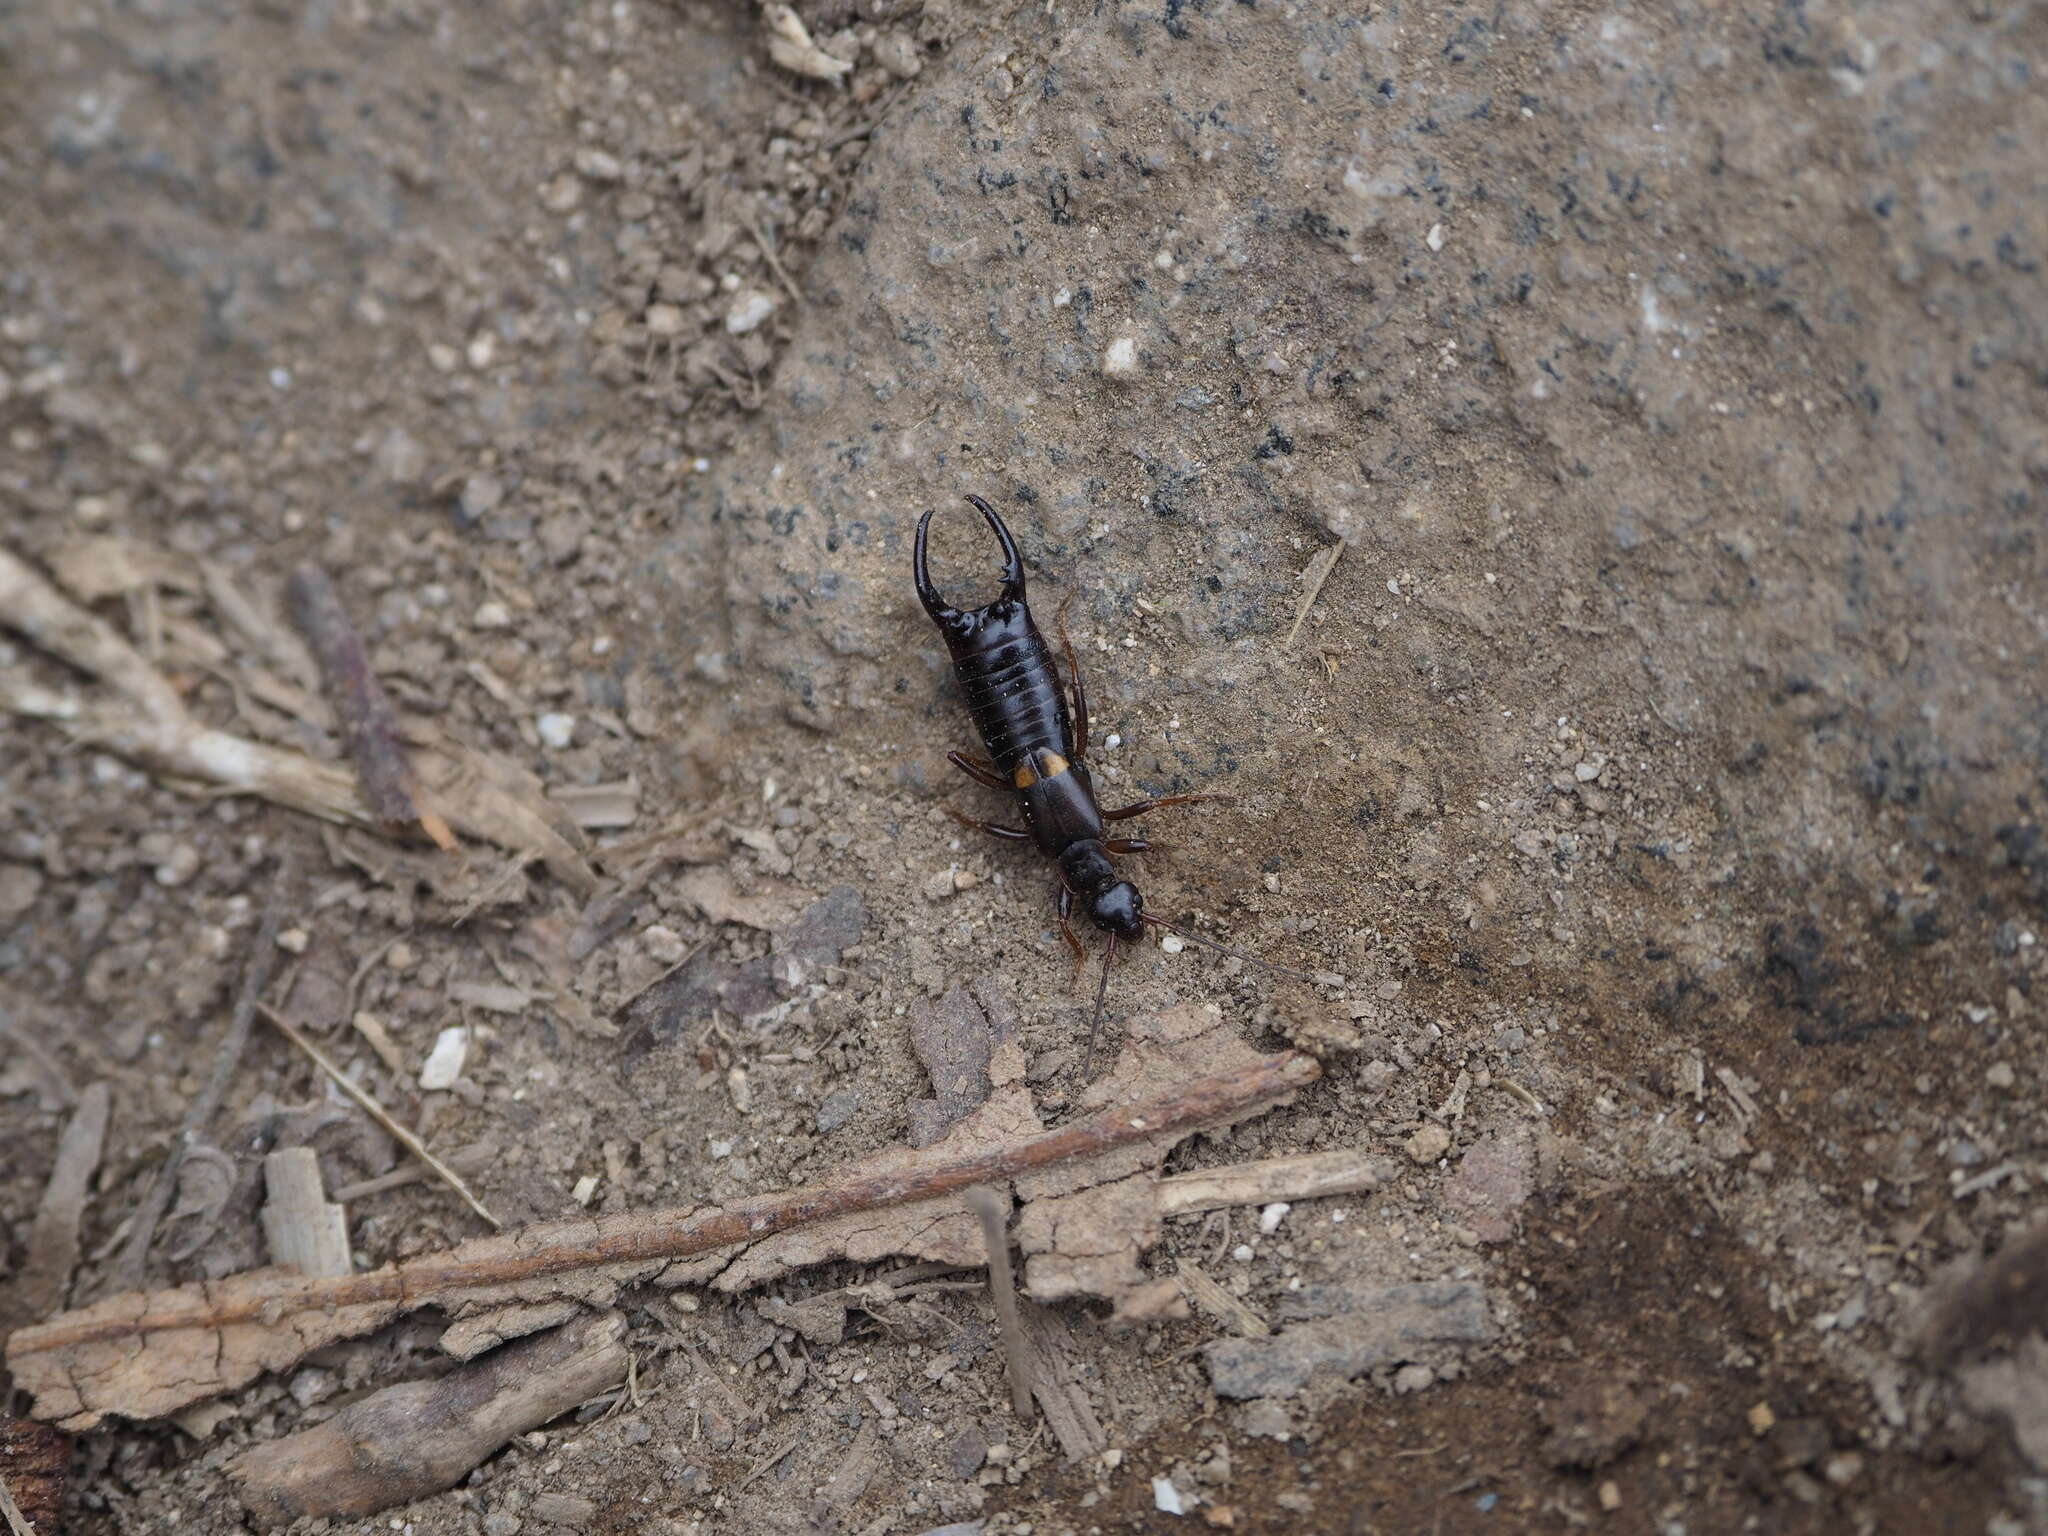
[
  {"left": 1056, "top": 591, "right": 1089, "bottom": 760},
  {"left": 1057, "top": 887, "right": 1087, "bottom": 970},
  {"left": 1105, "top": 837, "right": 1152, "bottom": 855},
  {"left": 947, "top": 808, "right": 1030, "bottom": 841},
  {"left": 964, "top": 494, "right": 1026, "bottom": 605},
  {"left": 947, "top": 750, "right": 1009, "bottom": 791},
  {"left": 1103, "top": 792, "right": 1232, "bottom": 822}
]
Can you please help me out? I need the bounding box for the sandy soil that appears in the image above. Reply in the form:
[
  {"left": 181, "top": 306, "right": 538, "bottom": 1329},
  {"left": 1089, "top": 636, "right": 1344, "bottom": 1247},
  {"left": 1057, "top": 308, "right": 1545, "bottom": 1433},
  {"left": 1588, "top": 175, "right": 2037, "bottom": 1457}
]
[{"left": 2, "top": 0, "right": 2045, "bottom": 1532}]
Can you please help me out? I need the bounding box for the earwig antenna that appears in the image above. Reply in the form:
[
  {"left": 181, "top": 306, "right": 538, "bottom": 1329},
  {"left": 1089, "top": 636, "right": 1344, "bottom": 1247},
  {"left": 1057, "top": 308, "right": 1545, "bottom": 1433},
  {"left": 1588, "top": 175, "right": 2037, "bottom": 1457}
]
[
  {"left": 1140, "top": 914, "right": 1314, "bottom": 981},
  {"left": 1080, "top": 931, "right": 1117, "bottom": 1080}
]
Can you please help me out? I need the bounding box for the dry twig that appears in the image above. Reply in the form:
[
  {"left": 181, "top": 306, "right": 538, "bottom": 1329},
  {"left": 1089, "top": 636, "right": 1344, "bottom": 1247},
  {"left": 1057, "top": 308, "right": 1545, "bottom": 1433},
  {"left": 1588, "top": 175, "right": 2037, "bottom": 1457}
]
[
  {"left": 256, "top": 1003, "right": 501, "bottom": 1231},
  {"left": 105, "top": 858, "right": 292, "bottom": 1296},
  {"left": 966, "top": 1186, "right": 1034, "bottom": 1418},
  {"left": 8, "top": 1048, "right": 1319, "bottom": 1427},
  {"left": 285, "top": 564, "right": 454, "bottom": 850}
]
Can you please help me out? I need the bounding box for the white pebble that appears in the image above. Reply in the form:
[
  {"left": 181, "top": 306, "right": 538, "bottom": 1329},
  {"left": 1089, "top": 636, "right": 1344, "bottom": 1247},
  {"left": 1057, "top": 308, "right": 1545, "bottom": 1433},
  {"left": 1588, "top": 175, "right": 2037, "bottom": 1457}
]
[
  {"left": 1258, "top": 1201, "right": 1291, "bottom": 1234},
  {"left": 725, "top": 289, "right": 777, "bottom": 335},
  {"left": 275, "top": 927, "right": 310, "bottom": 955},
  {"left": 419, "top": 1027, "right": 469, "bottom": 1091},
  {"left": 473, "top": 600, "right": 511, "bottom": 630},
  {"left": 154, "top": 844, "right": 202, "bottom": 888},
  {"left": 537, "top": 712, "right": 577, "bottom": 749},
  {"left": 1426, "top": 222, "right": 1446, "bottom": 251},
  {"left": 571, "top": 1174, "right": 599, "bottom": 1206},
  {"left": 708, "top": 1138, "right": 733, "bottom": 1160},
  {"left": 1103, "top": 732, "right": 1122, "bottom": 750},
  {"left": 573, "top": 147, "right": 623, "bottom": 182},
  {"left": 1231, "top": 1243, "right": 1255, "bottom": 1263},
  {"left": 1102, "top": 336, "right": 1140, "bottom": 376},
  {"left": 1161, "top": 933, "right": 1187, "bottom": 954},
  {"left": 1152, "top": 1477, "right": 1188, "bottom": 1516}
]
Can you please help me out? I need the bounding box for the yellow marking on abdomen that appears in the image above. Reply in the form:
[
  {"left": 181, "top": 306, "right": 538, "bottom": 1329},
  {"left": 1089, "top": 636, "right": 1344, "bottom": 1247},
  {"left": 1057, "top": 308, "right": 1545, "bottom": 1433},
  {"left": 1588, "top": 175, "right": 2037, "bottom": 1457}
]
[
  {"left": 1013, "top": 762, "right": 1038, "bottom": 789},
  {"left": 1040, "top": 751, "right": 1070, "bottom": 778}
]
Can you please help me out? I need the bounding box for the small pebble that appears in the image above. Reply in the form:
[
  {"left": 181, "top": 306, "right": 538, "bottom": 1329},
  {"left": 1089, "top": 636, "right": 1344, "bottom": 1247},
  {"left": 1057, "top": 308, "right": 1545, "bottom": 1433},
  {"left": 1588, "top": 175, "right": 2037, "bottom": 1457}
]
[
  {"left": 154, "top": 844, "right": 202, "bottom": 888},
  {"left": 1102, "top": 336, "right": 1140, "bottom": 376},
  {"left": 726, "top": 289, "right": 778, "bottom": 335},
  {"left": 923, "top": 869, "right": 960, "bottom": 902},
  {"left": 537, "top": 712, "right": 577, "bottom": 749},
  {"left": 1161, "top": 933, "right": 1187, "bottom": 954},
  {"left": 642, "top": 924, "right": 687, "bottom": 965},
  {"left": 276, "top": 927, "right": 311, "bottom": 955},
  {"left": 1986, "top": 1062, "right": 2016, "bottom": 1090},
  {"left": 1426, "top": 222, "right": 1446, "bottom": 251},
  {"left": 573, "top": 147, "right": 623, "bottom": 182},
  {"left": 646, "top": 302, "right": 689, "bottom": 338},
  {"left": 473, "top": 599, "right": 512, "bottom": 630},
  {"left": 1406, "top": 1124, "right": 1452, "bottom": 1163},
  {"left": 1153, "top": 1477, "right": 1189, "bottom": 1516},
  {"left": 1598, "top": 1481, "right": 1622, "bottom": 1511},
  {"left": 540, "top": 174, "right": 582, "bottom": 213},
  {"left": 571, "top": 1174, "right": 599, "bottom": 1206},
  {"left": 1230, "top": 1243, "right": 1255, "bottom": 1263},
  {"left": 1257, "top": 1202, "right": 1290, "bottom": 1234},
  {"left": 419, "top": 1026, "right": 469, "bottom": 1091}
]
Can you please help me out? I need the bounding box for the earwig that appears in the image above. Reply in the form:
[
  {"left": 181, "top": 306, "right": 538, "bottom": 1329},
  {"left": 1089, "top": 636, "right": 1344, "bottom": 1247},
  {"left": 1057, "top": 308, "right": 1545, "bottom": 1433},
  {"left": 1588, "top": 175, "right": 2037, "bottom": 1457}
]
[{"left": 914, "top": 494, "right": 1306, "bottom": 1075}]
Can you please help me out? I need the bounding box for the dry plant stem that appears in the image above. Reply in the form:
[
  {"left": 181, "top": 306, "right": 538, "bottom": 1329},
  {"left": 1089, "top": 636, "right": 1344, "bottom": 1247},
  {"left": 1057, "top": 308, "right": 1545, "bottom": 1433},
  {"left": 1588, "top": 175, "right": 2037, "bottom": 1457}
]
[
  {"left": 0, "top": 544, "right": 593, "bottom": 891},
  {"left": 256, "top": 1003, "right": 501, "bottom": 1230},
  {"left": 9, "top": 1083, "right": 111, "bottom": 1323},
  {"left": 0, "top": 1474, "right": 34, "bottom": 1536},
  {"left": 8, "top": 1050, "right": 1318, "bottom": 1425},
  {"left": 966, "top": 1186, "right": 1034, "bottom": 1418},
  {"left": 105, "top": 857, "right": 292, "bottom": 1296},
  {"left": 285, "top": 564, "right": 451, "bottom": 848}
]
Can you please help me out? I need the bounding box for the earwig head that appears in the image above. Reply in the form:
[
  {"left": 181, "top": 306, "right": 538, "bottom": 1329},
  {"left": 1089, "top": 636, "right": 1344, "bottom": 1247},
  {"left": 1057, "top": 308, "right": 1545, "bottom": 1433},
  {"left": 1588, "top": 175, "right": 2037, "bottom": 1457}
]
[{"left": 1088, "top": 879, "right": 1144, "bottom": 939}]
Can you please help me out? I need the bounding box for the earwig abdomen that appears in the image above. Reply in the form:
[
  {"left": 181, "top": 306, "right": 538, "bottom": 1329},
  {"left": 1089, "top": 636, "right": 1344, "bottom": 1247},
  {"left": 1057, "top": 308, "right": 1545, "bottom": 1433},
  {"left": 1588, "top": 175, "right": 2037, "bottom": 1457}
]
[{"left": 951, "top": 624, "right": 1073, "bottom": 777}]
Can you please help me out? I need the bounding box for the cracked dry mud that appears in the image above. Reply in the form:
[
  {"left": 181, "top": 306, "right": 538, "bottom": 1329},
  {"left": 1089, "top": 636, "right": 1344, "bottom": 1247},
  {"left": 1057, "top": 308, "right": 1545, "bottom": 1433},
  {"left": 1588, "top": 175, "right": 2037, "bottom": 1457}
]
[{"left": 1, "top": 0, "right": 2045, "bottom": 1533}]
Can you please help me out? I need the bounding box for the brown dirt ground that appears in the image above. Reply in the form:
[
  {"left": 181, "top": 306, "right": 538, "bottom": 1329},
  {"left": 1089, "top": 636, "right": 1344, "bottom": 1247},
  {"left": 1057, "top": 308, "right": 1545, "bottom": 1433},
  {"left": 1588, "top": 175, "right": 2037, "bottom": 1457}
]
[{"left": 2, "top": 0, "right": 2045, "bottom": 1533}]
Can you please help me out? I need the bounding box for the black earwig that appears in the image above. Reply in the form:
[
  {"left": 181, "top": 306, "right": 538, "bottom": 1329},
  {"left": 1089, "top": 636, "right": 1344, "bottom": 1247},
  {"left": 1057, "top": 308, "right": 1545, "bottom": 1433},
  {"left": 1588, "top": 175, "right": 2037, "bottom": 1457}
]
[{"left": 914, "top": 494, "right": 1306, "bottom": 1075}]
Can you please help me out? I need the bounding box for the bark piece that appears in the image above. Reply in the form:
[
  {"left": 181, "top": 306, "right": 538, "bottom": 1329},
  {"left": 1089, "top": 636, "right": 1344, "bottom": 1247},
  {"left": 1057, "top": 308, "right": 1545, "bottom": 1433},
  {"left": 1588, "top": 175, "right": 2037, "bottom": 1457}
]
[
  {"left": 1019, "top": 1303, "right": 1107, "bottom": 1462},
  {"left": 907, "top": 983, "right": 1015, "bottom": 1148},
  {"left": 228, "top": 1309, "right": 627, "bottom": 1527},
  {"left": 0, "top": 1418, "right": 67, "bottom": 1535},
  {"left": 1204, "top": 1281, "right": 1493, "bottom": 1400},
  {"left": 258, "top": 1149, "right": 351, "bottom": 1279}
]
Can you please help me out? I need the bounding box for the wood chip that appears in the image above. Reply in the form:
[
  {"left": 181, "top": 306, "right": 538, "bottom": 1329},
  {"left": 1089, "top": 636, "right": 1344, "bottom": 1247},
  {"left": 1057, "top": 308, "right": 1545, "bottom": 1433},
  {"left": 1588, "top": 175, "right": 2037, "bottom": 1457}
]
[
  {"left": 548, "top": 778, "right": 641, "bottom": 830},
  {"left": 228, "top": 1310, "right": 627, "bottom": 1525},
  {"left": 9, "top": 1081, "right": 111, "bottom": 1323},
  {"left": 1176, "top": 1261, "right": 1271, "bottom": 1339},
  {"left": 259, "top": 1148, "right": 352, "bottom": 1279},
  {"left": 1156, "top": 1149, "right": 1381, "bottom": 1217}
]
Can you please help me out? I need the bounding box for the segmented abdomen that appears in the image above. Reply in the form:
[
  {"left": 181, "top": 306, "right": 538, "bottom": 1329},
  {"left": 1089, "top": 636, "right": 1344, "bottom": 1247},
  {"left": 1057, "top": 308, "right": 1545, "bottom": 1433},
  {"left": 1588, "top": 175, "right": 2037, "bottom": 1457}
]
[{"left": 954, "top": 628, "right": 1072, "bottom": 774}]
